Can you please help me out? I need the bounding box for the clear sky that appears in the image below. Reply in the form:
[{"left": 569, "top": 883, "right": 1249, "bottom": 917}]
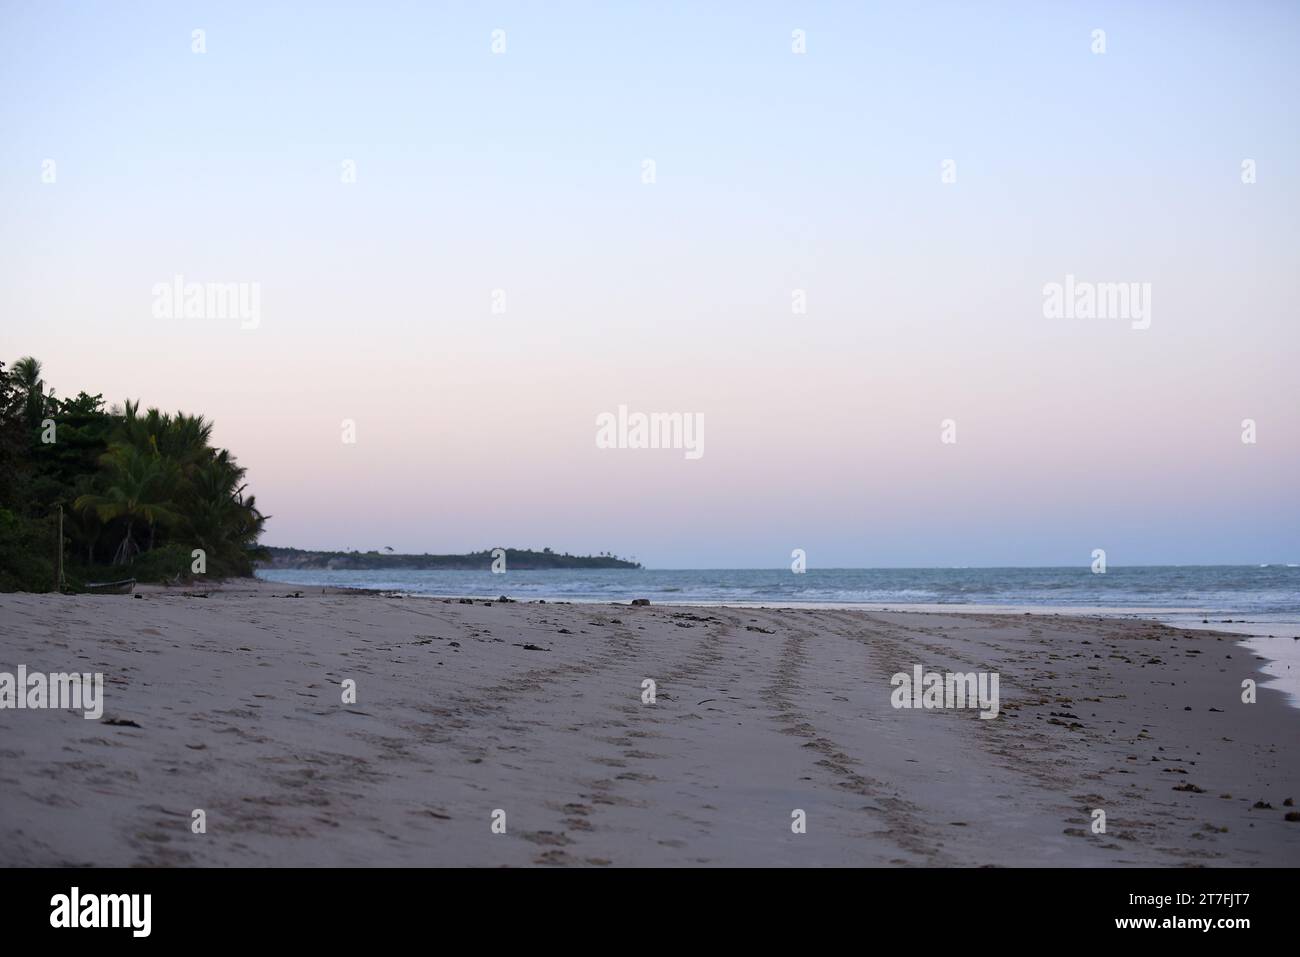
[{"left": 2, "top": 1, "right": 1297, "bottom": 567}]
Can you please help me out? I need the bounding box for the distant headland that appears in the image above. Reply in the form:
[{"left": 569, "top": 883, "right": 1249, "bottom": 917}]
[{"left": 259, "top": 546, "right": 642, "bottom": 571}]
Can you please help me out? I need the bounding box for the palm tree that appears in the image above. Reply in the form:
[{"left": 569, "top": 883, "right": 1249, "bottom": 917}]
[
  {"left": 159, "top": 412, "right": 214, "bottom": 464},
  {"left": 74, "top": 445, "right": 181, "bottom": 565},
  {"left": 187, "top": 449, "right": 268, "bottom": 571},
  {"left": 116, "top": 404, "right": 214, "bottom": 477},
  {"left": 11, "top": 356, "right": 49, "bottom": 426},
  {"left": 62, "top": 475, "right": 103, "bottom": 563}
]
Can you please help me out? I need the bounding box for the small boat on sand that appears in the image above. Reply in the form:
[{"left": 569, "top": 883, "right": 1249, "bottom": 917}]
[{"left": 84, "top": 578, "right": 136, "bottom": 595}]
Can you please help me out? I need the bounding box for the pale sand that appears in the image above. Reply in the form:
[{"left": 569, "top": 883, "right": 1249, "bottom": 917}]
[{"left": 1, "top": 580, "right": 1297, "bottom": 867}]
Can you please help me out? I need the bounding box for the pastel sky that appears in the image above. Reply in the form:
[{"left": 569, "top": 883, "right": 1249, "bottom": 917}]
[{"left": 2, "top": 2, "right": 1297, "bottom": 567}]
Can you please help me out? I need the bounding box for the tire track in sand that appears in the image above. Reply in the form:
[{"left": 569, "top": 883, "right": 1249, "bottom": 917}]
[{"left": 752, "top": 608, "right": 951, "bottom": 864}]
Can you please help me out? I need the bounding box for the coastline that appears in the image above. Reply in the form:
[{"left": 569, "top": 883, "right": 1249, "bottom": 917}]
[
  {"left": 256, "top": 571, "right": 1300, "bottom": 713},
  {"left": 2, "top": 582, "right": 1297, "bottom": 866}
]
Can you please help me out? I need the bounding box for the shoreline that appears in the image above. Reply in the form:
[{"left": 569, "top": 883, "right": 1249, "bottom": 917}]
[
  {"left": 251, "top": 571, "right": 1300, "bottom": 632},
  {"left": 252, "top": 577, "right": 1300, "bottom": 709},
  {"left": 154, "top": 577, "right": 1300, "bottom": 712},
  {"left": 3, "top": 584, "right": 1298, "bottom": 866}
]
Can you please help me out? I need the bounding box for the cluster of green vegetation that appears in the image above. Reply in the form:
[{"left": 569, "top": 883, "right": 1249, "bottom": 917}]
[
  {"left": 262, "top": 546, "right": 641, "bottom": 571},
  {"left": 0, "top": 357, "right": 268, "bottom": 592}
]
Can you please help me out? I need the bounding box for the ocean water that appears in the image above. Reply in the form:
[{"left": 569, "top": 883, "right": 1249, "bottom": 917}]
[{"left": 255, "top": 565, "right": 1300, "bottom": 631}]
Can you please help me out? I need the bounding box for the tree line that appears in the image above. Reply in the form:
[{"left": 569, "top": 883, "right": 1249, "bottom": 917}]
[{"left": 0, "top": 356, "right": 267, "bottom": 591}]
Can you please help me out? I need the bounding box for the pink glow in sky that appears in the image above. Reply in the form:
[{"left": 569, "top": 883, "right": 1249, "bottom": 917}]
[{"left": 3, "top": 4, "right": 1296, "bottom": 566}]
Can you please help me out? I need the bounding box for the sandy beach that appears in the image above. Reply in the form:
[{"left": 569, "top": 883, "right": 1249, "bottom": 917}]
[{"left": 1, "top": 580, "right": 1297, "bottom": 867}]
